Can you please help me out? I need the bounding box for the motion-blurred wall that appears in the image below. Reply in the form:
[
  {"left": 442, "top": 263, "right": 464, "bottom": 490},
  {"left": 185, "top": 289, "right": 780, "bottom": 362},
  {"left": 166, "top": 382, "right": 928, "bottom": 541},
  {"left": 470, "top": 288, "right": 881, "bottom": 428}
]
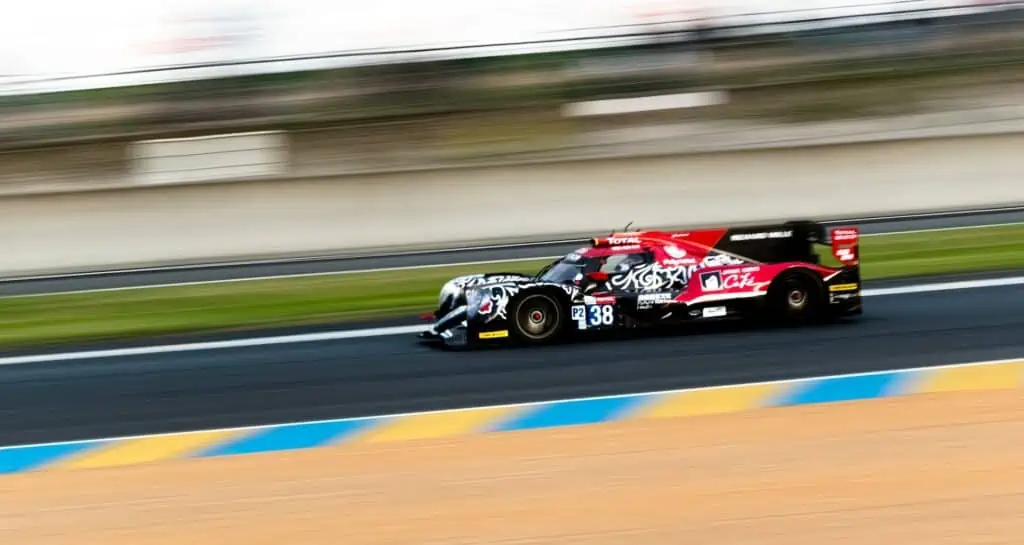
[
  {"left": 1, "top": 1, "right": 1024, "bottom": 273},
  {"left": 1, "top": 133, "right": 1022, "bottom": 275}
]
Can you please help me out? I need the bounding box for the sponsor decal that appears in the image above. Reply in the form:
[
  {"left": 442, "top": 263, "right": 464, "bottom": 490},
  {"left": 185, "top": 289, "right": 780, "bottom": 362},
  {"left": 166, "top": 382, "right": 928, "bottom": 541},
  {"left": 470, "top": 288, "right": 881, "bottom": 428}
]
[
  {"left": 700, "top": 271, "right": 723, "bottom": 291},
  {"left": 637, "top": 292, "right": 673, "bottom": 309},
  {"left": 699, "top": 270, "right": 759, "bottom": 292},
  {"left": 700, "top": 253, "right": 748, "bottom": 267},
  {"left": 830, "top": 293, "right": 858, "bottom": 303},
  {"left": 829, "top": 283, "right": 859, "bottom": 292},
  {"left": 702, "top": 306, "right": 727, "bottom": 318},
  {"left": 729, "top": 230, "right": 792, "bottom": 242},
  {"left": 661, "top": 244, "right": 697, "bottom": 267},
  {"left": 831, "top": 228, "right": 859, "bottom": 242},
  {"left": 608, "top": 236, "right": 641, "bottom": 244},
  {"left": 834, "top": 248, "right": 856, "bottom": 262},
  {"left": 478, "top": 330, "right": 509, "bottom": 339},
  {"left": 584, "top": 295, "right": 616, "bottom": 305},
  {"left": 664, "top": 245, "right": 688, "bottom": 259}
]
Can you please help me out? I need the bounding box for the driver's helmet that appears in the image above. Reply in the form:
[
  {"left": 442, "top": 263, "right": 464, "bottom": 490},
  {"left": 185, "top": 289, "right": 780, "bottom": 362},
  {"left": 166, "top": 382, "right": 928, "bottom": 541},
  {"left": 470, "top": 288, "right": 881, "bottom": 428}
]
[{"left": 615, "top": 253, "right": 645, "bottom": 272}]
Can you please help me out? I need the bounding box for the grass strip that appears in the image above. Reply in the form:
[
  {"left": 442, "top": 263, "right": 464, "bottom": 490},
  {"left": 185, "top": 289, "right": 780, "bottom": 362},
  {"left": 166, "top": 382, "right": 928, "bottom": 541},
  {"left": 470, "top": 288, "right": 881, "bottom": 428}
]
[{"left": 2, "top": 224, "right": 1023, "bottom": 349}]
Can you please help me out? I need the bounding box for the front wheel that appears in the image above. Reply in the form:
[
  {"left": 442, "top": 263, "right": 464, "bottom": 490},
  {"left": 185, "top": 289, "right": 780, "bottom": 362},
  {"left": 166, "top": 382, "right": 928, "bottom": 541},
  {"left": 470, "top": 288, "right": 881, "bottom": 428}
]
[{"left": 509, "top": 292, "right": 565, "bottom": 345}]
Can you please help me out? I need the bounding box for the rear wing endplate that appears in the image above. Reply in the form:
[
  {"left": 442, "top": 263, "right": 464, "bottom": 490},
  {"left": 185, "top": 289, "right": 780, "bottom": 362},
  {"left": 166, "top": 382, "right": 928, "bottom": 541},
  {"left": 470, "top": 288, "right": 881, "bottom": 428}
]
[{"left": 830, "top": 227, "right": 860, "bottom": 266}]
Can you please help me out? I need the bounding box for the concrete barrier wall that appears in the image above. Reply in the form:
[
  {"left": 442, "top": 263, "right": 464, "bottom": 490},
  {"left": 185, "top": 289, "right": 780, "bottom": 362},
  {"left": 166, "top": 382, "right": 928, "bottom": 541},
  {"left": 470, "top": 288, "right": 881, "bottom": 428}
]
[{"left": 3, "top": 133, "right": 1023, "bottom": 276}]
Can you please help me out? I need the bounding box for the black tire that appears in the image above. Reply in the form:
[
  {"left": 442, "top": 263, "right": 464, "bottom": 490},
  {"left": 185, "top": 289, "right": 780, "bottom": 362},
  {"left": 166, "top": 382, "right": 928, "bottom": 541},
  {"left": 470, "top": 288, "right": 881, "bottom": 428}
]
[
  {"left": 766, "top": 270, "right": 825, "bottom": 325},
  {"left": 508, "top": 292, "right": 565, "bottom": 345}
]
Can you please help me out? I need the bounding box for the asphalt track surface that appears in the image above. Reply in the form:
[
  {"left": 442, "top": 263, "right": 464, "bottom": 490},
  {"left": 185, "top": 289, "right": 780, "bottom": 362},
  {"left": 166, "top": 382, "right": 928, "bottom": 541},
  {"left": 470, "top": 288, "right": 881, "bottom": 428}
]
[
  {"left": 4, "top": 207, "right": 1024, "bottom": 296},
  {"left": 1, "top": 273, "right": 1022, "bottom": 447}
]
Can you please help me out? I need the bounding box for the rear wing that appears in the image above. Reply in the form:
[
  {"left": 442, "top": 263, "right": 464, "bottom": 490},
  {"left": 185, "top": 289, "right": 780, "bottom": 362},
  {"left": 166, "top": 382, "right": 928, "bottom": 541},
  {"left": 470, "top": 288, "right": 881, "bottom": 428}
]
[{"left": 719, "top": 221, "right": 859, "bottom": 267}]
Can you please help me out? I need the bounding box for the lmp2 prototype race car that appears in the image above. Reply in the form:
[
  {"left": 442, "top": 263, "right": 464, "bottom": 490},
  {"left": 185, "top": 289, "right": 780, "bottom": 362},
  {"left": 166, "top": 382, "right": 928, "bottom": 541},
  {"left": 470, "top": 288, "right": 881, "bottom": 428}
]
[{"left": 418, "top": 221, "right": 861, "bottom": 348}]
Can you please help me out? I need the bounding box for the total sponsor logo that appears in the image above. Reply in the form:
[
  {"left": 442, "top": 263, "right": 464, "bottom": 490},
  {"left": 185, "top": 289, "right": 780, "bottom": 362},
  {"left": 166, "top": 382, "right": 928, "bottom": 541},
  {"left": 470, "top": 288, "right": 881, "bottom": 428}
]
[
  {"left": 729, "top": 230, "right": 792, "bottom": 242},
  {"left": 608, "top": 236, "right": 642, "bottom": 244}
]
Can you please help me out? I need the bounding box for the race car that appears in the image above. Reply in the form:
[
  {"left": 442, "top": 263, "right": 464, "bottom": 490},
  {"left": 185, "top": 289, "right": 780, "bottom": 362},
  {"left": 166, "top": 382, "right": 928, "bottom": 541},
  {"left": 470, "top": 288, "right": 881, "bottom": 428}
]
[{"left": 418, "top": 221, "right": 861, "bottom": 348}]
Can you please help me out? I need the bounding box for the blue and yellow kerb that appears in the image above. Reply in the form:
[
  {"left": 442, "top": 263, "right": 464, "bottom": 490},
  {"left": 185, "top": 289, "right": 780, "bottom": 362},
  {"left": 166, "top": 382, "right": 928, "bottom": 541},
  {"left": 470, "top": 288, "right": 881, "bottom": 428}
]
[{"left": 1, "top": 358, "right": 1020, "bottom": 475}]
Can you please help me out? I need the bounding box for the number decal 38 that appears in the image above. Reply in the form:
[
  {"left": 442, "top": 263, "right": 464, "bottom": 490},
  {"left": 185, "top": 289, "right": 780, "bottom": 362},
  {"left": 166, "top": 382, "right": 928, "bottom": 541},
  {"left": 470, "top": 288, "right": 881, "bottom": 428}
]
[{"left": 572, "top": 304, "right": 615, "bottom": 329}]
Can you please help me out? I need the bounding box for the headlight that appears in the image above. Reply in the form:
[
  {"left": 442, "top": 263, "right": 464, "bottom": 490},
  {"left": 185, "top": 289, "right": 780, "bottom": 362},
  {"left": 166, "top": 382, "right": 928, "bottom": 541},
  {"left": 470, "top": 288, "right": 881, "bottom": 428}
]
[{"left": 439, "top": 280, "right": 462, "bottom": 309}]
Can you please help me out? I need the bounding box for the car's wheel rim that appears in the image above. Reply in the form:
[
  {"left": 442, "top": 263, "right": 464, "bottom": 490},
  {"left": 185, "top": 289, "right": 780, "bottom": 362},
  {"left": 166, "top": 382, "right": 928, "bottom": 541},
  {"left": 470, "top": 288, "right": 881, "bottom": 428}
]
[
  {"left": 519, "top": 297, "right": 557, "bottom": 338},
  {"left": 787, "top": 288, "right": 807, "bottom": 309}
]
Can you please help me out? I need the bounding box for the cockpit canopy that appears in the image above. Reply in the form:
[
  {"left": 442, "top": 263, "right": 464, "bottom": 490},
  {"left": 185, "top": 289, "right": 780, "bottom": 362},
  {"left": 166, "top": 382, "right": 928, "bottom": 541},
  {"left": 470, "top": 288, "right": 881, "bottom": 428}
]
[{"left": 536, "top": 247, "right": 652, "bottom": 284}]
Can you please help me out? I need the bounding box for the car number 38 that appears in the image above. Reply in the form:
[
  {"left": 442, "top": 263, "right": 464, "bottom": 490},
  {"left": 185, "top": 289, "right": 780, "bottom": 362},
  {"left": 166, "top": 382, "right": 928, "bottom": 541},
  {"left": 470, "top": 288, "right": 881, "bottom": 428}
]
[{"left": 572, "top": 304, "right": 615, "bottom": 329}]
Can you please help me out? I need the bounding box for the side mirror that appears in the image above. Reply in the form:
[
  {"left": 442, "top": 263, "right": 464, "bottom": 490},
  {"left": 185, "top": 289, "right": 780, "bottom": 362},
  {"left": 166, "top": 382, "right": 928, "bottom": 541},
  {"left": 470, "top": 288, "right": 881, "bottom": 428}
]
[{"left": 586, "top": 271, "right": 609, "bottom": 283}]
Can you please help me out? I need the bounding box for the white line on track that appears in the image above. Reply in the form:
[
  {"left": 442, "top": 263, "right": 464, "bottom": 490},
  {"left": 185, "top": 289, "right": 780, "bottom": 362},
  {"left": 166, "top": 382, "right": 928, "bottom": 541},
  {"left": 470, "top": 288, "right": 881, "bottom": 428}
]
[
  {"left": 1, "top": 275, "right": 1022, "bottom": 366},
  {"left": 5, "top": 221, "right": 1024, "bottom": 297}
]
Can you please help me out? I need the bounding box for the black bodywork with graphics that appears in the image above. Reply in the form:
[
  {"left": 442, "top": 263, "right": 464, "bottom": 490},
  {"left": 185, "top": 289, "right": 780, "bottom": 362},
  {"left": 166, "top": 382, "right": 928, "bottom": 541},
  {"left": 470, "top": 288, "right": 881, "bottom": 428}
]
[{"left": 418, "top": 221, "right": 862, "bottom": 348}]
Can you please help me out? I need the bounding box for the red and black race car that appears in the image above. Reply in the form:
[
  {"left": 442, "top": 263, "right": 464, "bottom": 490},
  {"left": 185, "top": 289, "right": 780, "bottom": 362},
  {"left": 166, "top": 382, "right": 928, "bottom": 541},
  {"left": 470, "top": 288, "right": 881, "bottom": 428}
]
[{"left": 418, "top": 221, "right": 861, "bottom": 348}]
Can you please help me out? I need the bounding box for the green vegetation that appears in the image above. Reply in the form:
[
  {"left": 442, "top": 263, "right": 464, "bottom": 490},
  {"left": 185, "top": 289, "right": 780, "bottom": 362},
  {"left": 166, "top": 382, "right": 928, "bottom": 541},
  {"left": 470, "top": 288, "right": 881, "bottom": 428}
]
[{"left": 2, "top": 224, "right": 1023, "bottom": 349}]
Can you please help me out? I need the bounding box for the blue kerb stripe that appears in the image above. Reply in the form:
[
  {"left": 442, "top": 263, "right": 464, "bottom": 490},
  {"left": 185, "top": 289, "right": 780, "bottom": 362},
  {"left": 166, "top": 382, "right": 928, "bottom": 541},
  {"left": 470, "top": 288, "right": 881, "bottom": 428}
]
[
  {"left": 197, "top": 418, "right": 376, "bottom": 457},
  {"left": 491, "top": 395, "right": 649, "bottom": 432},
  {"left": 0, "top": 442, "right": 99, "bottom": 474},
  {"left": 773, "top": 372, "right": 910, "bottom": 406}
]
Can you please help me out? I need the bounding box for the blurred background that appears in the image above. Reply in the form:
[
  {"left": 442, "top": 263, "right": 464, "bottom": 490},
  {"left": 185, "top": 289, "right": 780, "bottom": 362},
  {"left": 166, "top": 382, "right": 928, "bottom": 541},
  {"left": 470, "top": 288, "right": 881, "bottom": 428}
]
[{"left": 0, "top": 0, "right": 1021, "bottom": 191}]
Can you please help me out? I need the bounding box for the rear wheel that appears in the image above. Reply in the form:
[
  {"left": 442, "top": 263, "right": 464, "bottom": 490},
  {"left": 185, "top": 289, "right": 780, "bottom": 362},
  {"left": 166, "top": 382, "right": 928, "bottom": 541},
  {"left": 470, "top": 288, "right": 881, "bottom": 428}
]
[
  {"left": 509, "top": 293, "right": 564, "bottom": 345},
  {"left": 767, "top": 271, "right": 825, "bottom": 325}
]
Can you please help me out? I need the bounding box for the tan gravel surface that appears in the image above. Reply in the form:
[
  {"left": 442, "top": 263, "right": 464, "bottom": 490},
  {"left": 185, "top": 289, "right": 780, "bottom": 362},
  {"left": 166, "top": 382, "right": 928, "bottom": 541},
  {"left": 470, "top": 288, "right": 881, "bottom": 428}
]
[{"left": 2, "top": 389, "right": 1022, "bottom": 545}]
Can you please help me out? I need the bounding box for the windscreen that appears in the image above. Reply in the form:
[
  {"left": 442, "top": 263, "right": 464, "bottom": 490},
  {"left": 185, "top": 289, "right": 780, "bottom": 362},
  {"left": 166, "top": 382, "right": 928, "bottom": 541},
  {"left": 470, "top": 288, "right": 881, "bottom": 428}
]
[
  {"left": 537, "top": 261, "right": 585, "bottom": 283},
  {"left": 536, "top": 250, "right": 601, "bottom": 283}
]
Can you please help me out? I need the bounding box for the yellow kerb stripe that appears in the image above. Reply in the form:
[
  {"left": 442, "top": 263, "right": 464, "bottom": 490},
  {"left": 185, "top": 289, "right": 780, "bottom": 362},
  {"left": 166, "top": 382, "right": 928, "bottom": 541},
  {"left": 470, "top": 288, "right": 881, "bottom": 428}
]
[
  {"left": 637, "top": 383, "right": 781, "bottom": 419},
  {"left": 916, "top": 361, "right": 1022, "bottom": 393},
  {"left": 358, "top": 407, "right": 514, "bottom": 443},
  {"left": 55, "top": 430, "right": 241, "bottom": 470}
]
